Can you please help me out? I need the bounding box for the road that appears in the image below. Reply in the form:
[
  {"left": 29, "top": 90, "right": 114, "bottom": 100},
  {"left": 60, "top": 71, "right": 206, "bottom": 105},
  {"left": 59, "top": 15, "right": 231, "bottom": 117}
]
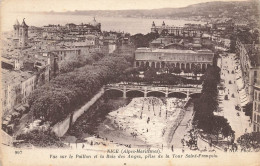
[
  {"left": 218, "top": 54, "right": 252, "bottom": 141},
  {"left": 169, "top": 102, "right": 194, "bottom": 149}
]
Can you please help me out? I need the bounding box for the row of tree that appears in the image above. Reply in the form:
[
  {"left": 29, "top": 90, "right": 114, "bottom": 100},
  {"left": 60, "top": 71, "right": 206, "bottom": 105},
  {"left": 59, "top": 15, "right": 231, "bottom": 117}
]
[
  {"left": 59, "top": 53, "right": 105, "bottom": 73},
  {"left": 28, "top": 53, "right": 132, "bottom": 125},
  {"left": 119, "top": 67, "right": 202, "bottom": 85},
  {"left": 193, "top": 65, "right": 234, "bottom": 142}
]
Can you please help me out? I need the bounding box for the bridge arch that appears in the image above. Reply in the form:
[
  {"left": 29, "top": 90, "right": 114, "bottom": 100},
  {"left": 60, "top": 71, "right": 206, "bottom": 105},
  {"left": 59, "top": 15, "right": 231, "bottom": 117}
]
[
  {"left": 126, "top": 90, "right": 145, "bottom": 98},
  {"left": 189, "top": 93, "right": 201, "bottom": 99},
  {"left": 104, "top": 89, "right": 123, "bottom": 98},
  {"left": 147, "top": 91, "right": 165, "bottom": 97},
  {"left": 168, "top": 92, "right": 187, "bottom": 98}
]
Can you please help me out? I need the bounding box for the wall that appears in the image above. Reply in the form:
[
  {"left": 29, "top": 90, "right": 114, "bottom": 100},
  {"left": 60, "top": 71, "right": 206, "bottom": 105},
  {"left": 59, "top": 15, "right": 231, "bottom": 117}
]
[
  {"left": 52, "top": 88, "right": 105, "bottom": 137},
  {"left": 1, "top": 130, "right": 13, "bottom": 146}
]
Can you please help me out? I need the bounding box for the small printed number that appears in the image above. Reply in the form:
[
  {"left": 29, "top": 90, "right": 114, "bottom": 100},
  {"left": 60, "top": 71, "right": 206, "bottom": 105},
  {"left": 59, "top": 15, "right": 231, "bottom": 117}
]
[{"left": 15, "top": 151, "right": 22, "bottom": 154}]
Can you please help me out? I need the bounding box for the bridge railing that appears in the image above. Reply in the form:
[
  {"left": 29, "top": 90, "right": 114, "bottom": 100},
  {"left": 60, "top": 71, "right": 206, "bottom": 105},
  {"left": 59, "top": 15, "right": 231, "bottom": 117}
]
[{"left": 105, "top": 83, "right": 202, "bottom": 89}]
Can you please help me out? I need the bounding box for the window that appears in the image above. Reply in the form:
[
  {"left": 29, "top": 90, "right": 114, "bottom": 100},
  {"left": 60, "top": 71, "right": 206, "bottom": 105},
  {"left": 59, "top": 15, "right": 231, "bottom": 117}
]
[
  {"left": 254, "top": 113, "right": 256, "bottom": 121},
  {"left": 258, "top": 104, "right": 260, "bottom": 112},
  {"left": 255, "top": 92, "right": 258, "bottom": 100},
  {"left": 258, "top": 92, "right": 260, "bottom": 101}
]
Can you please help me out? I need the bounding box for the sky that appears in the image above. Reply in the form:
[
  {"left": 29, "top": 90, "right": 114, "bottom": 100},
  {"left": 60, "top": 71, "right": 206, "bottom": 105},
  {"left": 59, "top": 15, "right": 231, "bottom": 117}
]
[{"left": 1, "top": 0, "right": 248, "bottom": 13}]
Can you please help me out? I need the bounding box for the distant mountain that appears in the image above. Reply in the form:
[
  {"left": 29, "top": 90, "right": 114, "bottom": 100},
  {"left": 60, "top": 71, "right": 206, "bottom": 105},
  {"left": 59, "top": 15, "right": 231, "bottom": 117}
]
[{"left": 29, "top": 1, "right": 259, "bottom": 20}]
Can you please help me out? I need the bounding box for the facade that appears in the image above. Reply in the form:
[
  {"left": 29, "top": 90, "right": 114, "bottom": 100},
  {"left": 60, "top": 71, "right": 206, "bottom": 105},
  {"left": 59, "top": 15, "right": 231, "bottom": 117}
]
[
  {"left": 236, "top": 39, "right": 260, "bottom": 102},
  {"left": 253, "top": 83, "right": 260, "bottom": 132},
  {"left": 1, "top": 65, "right": 50, "bottom": 116},
  {"left": 151, "top": 21, "right": 206, "bottom": 37},
  {"left": 13, "top": 19, "right": 29, "bottom": 48},
  {"left": 134, "top": 48, "right": 214, "bottom": 72}
]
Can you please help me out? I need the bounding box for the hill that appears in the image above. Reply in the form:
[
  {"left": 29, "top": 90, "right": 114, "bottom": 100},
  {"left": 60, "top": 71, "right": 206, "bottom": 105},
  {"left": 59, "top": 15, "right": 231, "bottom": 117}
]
[{"left": 30, "top": 1, "right": 259, "bottom": 21}]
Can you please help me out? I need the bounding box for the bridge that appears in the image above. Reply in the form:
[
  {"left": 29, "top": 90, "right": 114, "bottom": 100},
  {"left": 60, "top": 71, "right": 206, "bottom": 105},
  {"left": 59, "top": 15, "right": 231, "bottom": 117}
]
[{"left": 104, "top": 84, "right": 202, "bottom": 98}]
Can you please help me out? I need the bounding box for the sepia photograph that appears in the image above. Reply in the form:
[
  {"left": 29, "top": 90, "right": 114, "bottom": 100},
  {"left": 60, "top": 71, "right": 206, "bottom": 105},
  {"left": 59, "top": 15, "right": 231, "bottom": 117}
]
[{"left": 0, "top": 0, "right": 259, "bottom": 165}]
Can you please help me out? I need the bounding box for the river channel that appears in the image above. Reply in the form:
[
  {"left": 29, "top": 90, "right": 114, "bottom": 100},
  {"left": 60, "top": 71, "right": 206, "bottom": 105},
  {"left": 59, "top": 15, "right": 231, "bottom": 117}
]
[{"left": 64, "top": 91, "right": 192, "bottom": 149}]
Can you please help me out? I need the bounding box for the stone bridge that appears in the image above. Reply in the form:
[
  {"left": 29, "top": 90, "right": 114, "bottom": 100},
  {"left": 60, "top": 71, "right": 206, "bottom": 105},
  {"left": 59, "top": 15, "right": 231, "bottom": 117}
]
[{"left": 104, "top": 84, "right": 202, "bottom": 98}]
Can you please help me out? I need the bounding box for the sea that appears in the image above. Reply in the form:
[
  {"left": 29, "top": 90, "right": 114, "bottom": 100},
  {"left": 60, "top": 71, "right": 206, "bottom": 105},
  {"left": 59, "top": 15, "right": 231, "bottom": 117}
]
[{"left": 1, "top": 13, "right": 206, "bottom": 35}]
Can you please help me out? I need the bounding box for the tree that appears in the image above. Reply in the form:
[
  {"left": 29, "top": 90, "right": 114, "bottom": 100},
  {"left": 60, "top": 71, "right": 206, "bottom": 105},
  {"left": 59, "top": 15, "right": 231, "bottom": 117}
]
[
  {"left": 237, "top": 132, "right": 260, "bottom": 151},
  {"left": 16, "top": 129, "right": 66, "bottom": 147},
  {"left": 29, "top": 51, "right": 133, "bottom": 124},
  {"left": 173, "top": 67, "right": 182, "bottom": 75},
  {"left": 192, "top": 64, "right": 201, "bottom": 79},
  {"left": 144, "top": 68, "right": 157, "bottom": 83}
]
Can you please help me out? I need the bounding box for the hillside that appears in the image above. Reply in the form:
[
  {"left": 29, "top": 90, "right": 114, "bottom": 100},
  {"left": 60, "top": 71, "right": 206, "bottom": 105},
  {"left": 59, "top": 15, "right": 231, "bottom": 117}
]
[{"left": 34, "top": 1, "right": 259, "bottom": 20}]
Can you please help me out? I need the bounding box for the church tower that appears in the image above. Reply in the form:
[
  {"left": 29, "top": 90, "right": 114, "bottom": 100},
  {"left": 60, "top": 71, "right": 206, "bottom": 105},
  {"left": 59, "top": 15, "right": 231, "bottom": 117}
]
[
  {"left": 13, "top": 19, "right": 20, "bottom": 39},
  {"left": 19, "top": 18, "right": 29, "bottom": 48}
]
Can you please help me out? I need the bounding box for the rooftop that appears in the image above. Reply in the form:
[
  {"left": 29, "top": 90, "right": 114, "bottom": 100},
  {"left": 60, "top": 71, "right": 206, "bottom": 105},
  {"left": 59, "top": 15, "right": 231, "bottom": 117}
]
[{"left": 135, "top": 48, "right": 213, "bottom": 54}]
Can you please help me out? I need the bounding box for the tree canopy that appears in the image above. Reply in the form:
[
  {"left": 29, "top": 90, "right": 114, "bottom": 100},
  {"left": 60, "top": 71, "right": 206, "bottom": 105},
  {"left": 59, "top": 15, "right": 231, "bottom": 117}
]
[{"left": 28, "top": 52, "right": 133, "bottom": 124}]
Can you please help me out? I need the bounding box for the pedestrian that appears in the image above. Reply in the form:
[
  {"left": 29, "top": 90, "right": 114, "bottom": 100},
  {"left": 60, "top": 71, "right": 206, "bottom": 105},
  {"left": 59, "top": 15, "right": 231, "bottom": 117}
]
[
  {"left": 171, "top": 145, "right": 174, "bottom": 152},
  {"left": 82, "top": 144, "right": 85, "bottom": 149}
]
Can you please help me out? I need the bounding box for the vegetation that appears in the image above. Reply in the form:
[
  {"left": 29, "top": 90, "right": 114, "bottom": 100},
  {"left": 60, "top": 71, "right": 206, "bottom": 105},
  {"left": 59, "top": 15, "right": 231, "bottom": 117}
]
[
  {"left": 130, "top": 32, "right": 159, "bottom": 47},
  {"left": 118, "top": 67, "right": 201, "bottom": 85},
  {"left": 193, "top": 65, "right": 234, "bottom": 142},
  {"left": 28, "top": 53, "right": 133, "bottom": 125},
  {"left": 237, "top": 132, "right": 260, "bottom": 151},
  {"left": 59, "top": 53, "right": 105, "bottom": 73},
  {"left": 16, "top": 130, "right": 66, "bottom": 148}
]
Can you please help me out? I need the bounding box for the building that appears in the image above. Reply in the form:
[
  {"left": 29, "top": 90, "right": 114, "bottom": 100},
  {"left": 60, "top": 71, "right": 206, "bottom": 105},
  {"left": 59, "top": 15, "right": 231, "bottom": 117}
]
[
  {"left": 253, "top": 82, "right": 260, "bottom": 132},
  {"left": 236, "top": 39, "right": 260, "bottom": 102},
  {"left": 1, "top": 64, "right": 50, "bottom": 116},
  {"left": 151, "top": 21, "right": 207, "bottom": 37},
  {"left": 42, "top": 17, "right": 101, "bottom": 41},
  {"left": 134, "top": 48, "right": 214, "bottom": 72},
  {"left": 13, "top": 19, "right": 29, "bottom": 48}
]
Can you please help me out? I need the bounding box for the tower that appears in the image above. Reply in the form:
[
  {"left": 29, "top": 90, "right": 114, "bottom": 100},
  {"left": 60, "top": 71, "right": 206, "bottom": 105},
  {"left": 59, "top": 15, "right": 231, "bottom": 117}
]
[
  {"left": 151, "top": 21, "right": 157, "bottom": 33},
  {"left": 162, "top": 21, "right": 165, "bottom": 26},
  {"left": 19, "top": 18, "right": 29, "bottom": 48},
  {"left": 152, "top": 21, "right": 155, "bottom": 27},
  {"left": 13, "top": 19, "right": 20, "bottom": 39}
]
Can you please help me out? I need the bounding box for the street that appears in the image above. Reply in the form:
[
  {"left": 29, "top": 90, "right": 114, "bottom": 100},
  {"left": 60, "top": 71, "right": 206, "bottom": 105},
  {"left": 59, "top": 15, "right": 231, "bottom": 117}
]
[{"left": 218, "top": 54, "right": 252, "bottom": 141}]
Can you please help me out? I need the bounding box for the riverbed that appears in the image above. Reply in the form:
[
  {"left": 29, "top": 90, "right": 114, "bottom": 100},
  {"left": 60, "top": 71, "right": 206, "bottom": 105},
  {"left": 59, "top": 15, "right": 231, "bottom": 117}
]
[{"left": 65, "top": 96, "right": 187, "bottom": 149}]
